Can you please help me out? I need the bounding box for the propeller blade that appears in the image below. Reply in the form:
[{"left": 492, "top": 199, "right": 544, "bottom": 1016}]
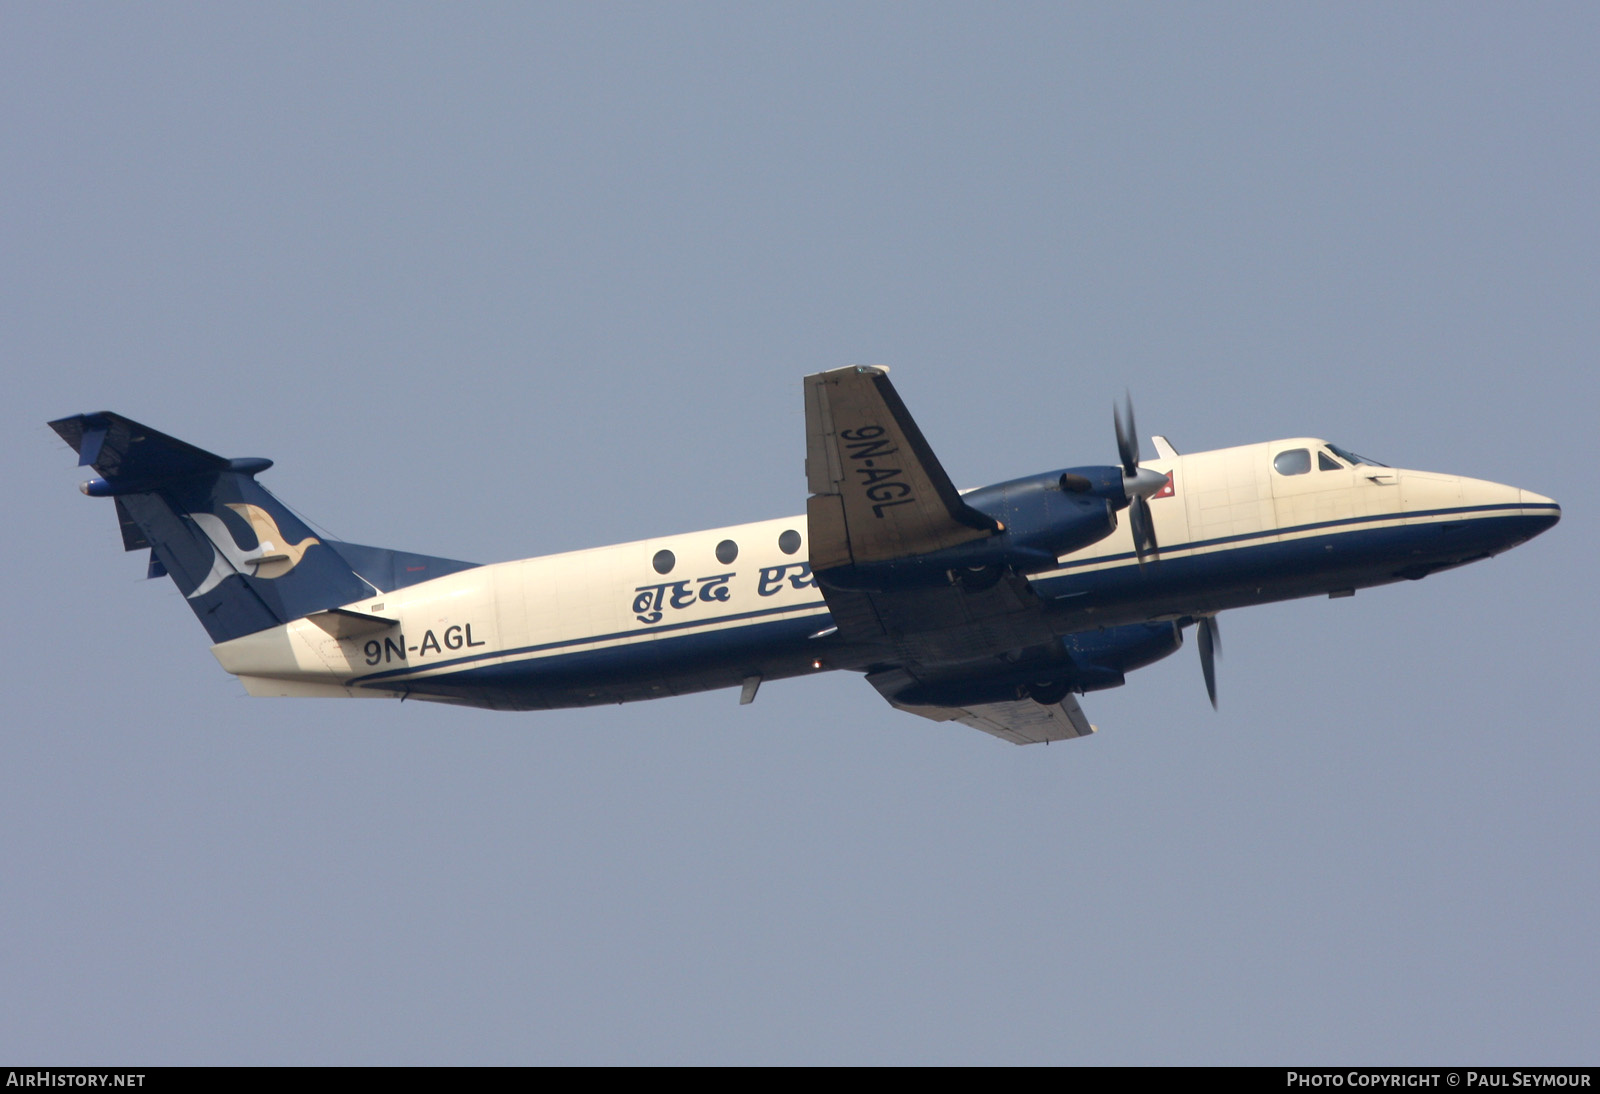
[
  {"left": 1197, "top": 615, "right": 1220, "bottom": 709},
  {"left": 1113, "top": 393, "right": 1140, "bottom": 478},
  {"left": 1113, "top": 393, "right": 1163, "bottom": 568},
  {"left": 1129, "top": 495, "right": 1159, "bottom": 567}
]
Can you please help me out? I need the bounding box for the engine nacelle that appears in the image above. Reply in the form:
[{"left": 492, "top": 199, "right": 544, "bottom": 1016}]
[
  {"left": 960, "top": 467, "right": 1127, "bottom": 559},
  {"left": 1056, "top": 620, "right": 1184, "bottom": 691},
  {"left": 886, "top": 621, "right": 1185, "bottom": 707},
  {"left": 815, "top": 468, "right": 1122, "bottom": 591}
]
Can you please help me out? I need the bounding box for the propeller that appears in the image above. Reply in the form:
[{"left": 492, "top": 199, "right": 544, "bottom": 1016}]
[
  {"left": 1113, "top": 394, "right": 1166, "bottom": 567},
  {"left": 1196, "top": 614, "right": 1221, "bottom": 709}
]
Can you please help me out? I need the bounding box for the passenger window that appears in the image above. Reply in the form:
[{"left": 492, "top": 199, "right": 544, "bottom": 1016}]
[
  {"left": 1318, "top": 451, "right": 1341, "bottom": 471},
  {"left": 1273, "top": 449, "right": 1311, "bottom": 476},
  {"left": 778, "top": 529, "right": 802, "bottom": 555},
  {"left": 652, "top": 549, "right": 675, "bottom": 575},
  {"left": 715, "top": 539, "right": 738, "bottom": 565}
]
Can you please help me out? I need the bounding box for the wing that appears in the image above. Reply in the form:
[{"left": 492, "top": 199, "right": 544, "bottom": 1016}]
[
  {"left": 867, "top": 668, "right": 1096, "bottom": 746},
  {"left": 804, "top": 367, "right": 1093, "bottom": 746},
  {"left": 804, "top": 365, "right": 999, "bottom": 571}
]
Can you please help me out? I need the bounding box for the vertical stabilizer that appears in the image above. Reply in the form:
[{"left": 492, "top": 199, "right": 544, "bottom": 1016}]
[{"left": 51, "top": 412, "right": 476, "bottom": 644}]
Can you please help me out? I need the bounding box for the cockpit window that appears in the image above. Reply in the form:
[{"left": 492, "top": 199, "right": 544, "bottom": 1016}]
[
  {"left": 1318, "top": 451, "right": 1342, "bottom": 471},
  {"left": 1273, "top": 449, "right": 1311, "bottom": 476},
  {"left": 1327, "top": 443, "right": 1388, "bottom": 468}
]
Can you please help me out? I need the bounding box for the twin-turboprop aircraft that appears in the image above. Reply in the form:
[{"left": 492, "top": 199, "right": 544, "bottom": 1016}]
[{"left": 52, "top": 366, "right": 1559, "bottom": 745}]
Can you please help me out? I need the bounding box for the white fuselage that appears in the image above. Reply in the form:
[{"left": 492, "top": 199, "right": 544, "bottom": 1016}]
[{"left": 211, "top": 437, "right": 1558, "bottom": 710}]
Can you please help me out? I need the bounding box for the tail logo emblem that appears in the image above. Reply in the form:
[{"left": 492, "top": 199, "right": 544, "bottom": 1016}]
[{"left": 186, "top": 504, "right": 320, "bottom": 599}]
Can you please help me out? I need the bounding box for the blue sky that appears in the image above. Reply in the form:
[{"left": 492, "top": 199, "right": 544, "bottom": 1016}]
[{"left": 4, "top": 4, "right": 1595, "bottom": 1064}]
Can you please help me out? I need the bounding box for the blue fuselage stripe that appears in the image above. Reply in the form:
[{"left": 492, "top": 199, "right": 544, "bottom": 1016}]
[
  {"left": 349, "top": 599, "right": 828, "bottom": 684},
  {"left": 1047, "top": 502, "right": 1555, "bottom": 571}
]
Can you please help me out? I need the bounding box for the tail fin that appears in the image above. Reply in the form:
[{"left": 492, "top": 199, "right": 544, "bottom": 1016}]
[{"left": 51, "top": 412, "right": 477, "bottom": 644}]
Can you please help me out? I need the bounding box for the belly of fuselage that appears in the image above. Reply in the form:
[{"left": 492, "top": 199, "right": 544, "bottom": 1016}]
[{"left": 393, "top": 610, "right": 831, "bottom": 711}]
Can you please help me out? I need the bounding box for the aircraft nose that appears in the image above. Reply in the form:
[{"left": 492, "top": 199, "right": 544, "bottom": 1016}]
[
  {"left": 1429, "top": 474, "right": 1560, "bottom": 556},
  {"left": 1518, "top": 488, "right": 1561, "bottom": 534}
]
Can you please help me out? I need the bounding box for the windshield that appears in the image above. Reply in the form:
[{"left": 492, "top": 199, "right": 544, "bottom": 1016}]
[{"left": 1327, "top": 443, "right": 1389, "bottom": 468}]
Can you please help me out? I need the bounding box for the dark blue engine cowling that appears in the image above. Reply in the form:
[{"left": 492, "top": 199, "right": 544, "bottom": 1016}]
[
  {"left": 817, "top": 468, "right": 1123, "bottom": 590},
  {"left": 887, "top": 620, "right": 1185, "bottom": 707},
  {"left": 960, "top": 467, "right": 1128, "bottom": 561},
  {"left": 1055, "top": 620, "right": 1184, "bottom": 691}
]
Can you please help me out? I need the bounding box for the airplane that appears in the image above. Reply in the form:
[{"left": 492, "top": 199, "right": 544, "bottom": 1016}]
[{"left": 50, "top": 366, "right": 1560, "bottom": 745}]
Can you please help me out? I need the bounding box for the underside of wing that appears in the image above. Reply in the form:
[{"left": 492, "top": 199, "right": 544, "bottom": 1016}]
[
  {"left": 867, "top": 668, "right": 1096, "bottom": 745},
  {"left": 823, "top": 571, "right": 1058, "bottom": 667}
]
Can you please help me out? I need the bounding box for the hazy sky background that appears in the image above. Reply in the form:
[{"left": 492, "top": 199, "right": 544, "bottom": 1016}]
[{"left": 4, "top": 3, "right": 1595, "bottom": 1064}]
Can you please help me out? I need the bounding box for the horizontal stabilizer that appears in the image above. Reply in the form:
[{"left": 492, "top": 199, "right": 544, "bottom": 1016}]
[
  {"left": 305, "top": 608, "right": 400, "bottom": 639},
  {"left": 50, "top": 412, "right": 240, "bottom": 483},
  {"left": 235, "top": 675, "right": 394, "bottom": 699}
]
